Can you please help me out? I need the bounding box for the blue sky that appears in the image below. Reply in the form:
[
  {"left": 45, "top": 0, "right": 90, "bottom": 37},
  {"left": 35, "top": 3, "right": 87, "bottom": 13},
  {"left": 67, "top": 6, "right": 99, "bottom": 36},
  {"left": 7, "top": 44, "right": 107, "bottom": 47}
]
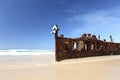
[{"left": 0, "top": 0, "right": 120, "bottom": 50}]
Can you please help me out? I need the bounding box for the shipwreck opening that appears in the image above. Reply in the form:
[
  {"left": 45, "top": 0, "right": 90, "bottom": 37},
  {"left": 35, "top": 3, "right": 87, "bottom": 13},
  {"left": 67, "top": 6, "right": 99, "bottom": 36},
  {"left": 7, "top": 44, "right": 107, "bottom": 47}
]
[{"left": 52, "top": 25, "right": 120, "bottom": 61}]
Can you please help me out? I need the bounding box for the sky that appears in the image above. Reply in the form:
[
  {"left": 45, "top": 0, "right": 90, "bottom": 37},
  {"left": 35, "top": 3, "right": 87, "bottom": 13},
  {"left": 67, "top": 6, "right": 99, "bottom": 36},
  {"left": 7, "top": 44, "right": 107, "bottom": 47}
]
[{"left": 0, "top": 0, "right": 120, "bottom": 50}]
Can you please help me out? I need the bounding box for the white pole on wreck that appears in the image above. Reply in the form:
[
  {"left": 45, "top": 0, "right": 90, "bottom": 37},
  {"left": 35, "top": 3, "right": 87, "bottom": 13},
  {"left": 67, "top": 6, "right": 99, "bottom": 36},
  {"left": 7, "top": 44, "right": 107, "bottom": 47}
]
[{"left": 51, "top": 24, "right": 59, "bottom": 61}]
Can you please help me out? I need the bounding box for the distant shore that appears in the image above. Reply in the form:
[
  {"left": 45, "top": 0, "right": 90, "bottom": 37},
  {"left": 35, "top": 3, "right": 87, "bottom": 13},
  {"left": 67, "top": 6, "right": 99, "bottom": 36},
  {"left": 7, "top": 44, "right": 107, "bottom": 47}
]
[{"left": 0, "top": 55, "right": 120, "bottom": 80}]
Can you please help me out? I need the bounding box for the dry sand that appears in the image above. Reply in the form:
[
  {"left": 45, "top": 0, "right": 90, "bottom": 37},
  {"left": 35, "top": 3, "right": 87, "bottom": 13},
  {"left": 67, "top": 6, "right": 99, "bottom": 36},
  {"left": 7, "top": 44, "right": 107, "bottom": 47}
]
[{"left": 0, "top": 55, "right": 120, "bottom": 80}]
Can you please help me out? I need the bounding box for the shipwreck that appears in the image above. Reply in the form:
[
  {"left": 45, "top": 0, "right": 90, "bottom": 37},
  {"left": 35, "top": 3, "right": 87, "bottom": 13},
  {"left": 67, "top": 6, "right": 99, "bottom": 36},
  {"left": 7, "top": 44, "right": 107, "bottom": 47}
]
[{"left": 51, "top": 25, "right": 120, "bottom": 61}]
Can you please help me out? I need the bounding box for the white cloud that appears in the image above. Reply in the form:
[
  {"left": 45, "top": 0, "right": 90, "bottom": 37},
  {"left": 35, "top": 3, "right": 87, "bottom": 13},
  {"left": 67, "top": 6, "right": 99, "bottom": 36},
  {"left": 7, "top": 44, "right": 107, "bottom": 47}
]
[{"left": 67, "top": 8, "right": 120, "bottom": 42}]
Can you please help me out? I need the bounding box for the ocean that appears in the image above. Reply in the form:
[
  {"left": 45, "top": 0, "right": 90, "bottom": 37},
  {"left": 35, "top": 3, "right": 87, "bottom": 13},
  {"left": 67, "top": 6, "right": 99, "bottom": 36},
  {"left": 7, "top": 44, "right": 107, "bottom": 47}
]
[{"left": 0, "top": 50, "right": 55, "bottom": 65}]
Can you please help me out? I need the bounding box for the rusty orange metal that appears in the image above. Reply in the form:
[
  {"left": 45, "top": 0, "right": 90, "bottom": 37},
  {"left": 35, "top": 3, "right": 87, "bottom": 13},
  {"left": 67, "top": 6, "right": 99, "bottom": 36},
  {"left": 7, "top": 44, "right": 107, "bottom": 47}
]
[{"left": 51, "top": 25, "right": 120, "bottom": 61}]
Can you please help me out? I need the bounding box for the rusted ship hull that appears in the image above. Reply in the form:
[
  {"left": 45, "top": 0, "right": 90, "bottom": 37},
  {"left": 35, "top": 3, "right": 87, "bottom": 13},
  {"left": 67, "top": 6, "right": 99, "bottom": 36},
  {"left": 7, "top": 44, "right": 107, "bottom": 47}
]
[
  {"left": 51, "top": 25, "right": 120, "bottom": 61},
  {"left": 55, "top": 36, "right": 120, "bottom": 61}
]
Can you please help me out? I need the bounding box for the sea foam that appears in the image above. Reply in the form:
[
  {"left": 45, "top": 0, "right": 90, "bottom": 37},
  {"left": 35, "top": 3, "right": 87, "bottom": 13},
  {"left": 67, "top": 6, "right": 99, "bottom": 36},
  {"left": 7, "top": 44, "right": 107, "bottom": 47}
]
[{"left": 0, "top": 49, "right": 54, "bottom": 55}]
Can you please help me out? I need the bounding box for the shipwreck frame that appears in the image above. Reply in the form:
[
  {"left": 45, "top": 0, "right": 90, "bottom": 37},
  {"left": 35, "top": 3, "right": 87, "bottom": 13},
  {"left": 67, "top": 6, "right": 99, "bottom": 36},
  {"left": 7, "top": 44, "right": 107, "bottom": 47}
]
[{"left": 51, "top": 25, "right": 120, "bottom": 61}]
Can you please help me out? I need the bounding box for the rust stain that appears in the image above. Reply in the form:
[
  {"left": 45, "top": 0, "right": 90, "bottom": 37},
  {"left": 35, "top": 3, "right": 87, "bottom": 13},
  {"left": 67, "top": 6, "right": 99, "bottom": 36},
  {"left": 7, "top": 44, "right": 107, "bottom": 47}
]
[{"left": 51, "top": 25, "right": 120, "bottom": 61}]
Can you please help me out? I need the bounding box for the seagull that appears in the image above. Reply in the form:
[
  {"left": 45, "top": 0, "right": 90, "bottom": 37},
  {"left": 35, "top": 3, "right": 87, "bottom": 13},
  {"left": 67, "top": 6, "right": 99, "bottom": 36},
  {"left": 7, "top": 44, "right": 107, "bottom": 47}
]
[
  {"left": 51, "top": 30, "right": 56, "bottom": 34},
  {"left": 52, "top": 25, "right": 59, "bottom": 31}
]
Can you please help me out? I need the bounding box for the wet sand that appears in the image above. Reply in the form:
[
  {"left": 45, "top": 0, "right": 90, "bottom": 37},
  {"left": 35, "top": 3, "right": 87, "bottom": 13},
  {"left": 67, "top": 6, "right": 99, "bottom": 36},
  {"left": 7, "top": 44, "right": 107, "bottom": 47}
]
[{"left": 0, "top": 55, "right": 120, "bottom": 80}]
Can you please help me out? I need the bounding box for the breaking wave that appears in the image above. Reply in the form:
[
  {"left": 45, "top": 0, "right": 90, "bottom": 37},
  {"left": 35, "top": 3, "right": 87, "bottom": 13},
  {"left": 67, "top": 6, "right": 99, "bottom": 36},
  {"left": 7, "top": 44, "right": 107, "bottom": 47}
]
[{"left": 0, "top": 49, "right": 54, "bottom": 55}]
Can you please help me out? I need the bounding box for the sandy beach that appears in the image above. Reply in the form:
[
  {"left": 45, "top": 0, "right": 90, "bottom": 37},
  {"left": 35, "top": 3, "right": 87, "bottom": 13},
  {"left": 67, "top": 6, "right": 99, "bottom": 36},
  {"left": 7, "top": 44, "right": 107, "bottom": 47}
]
[{"left": 0, "top": 55, "right": 120, "bottom": 80}]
